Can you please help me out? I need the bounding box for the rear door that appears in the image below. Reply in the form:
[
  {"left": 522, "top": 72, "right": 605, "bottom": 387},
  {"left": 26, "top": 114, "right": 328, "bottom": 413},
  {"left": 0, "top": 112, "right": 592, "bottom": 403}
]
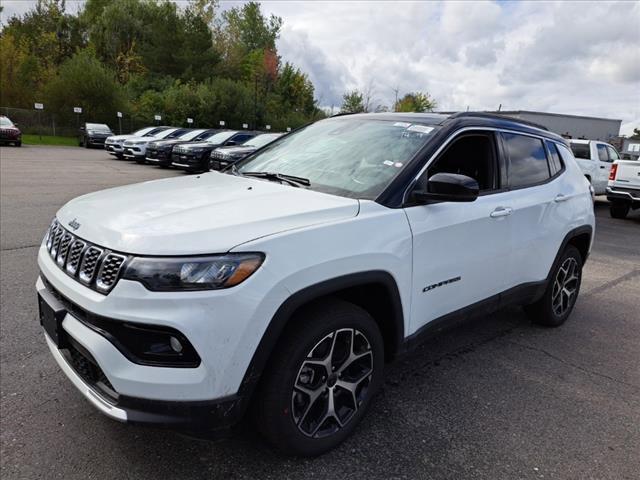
[
  {"left": 594, "top": 143, "right": 612, "bottom": 194},
  {"left": 500, "top": 132, "right": 565, "bottom": 286}
]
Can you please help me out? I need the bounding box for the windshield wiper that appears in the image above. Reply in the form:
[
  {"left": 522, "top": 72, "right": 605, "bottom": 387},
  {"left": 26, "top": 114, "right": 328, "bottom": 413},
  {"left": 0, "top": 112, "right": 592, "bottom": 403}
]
[{"left": 240, "top": 171, "right": 311, "bottom": 187}]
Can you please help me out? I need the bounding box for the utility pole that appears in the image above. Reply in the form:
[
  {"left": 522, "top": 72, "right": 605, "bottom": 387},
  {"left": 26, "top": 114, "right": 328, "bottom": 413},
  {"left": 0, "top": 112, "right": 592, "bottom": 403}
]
[
  {"left": 254, "top": 73, "right": 259, "bottom": 130},
  {"left": 392, "top": 86, "right": 400, "bottom": 112}
]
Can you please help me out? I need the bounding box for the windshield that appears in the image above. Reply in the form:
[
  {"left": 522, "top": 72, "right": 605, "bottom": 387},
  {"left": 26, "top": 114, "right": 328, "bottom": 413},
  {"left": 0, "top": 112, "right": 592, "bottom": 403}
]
[
  {"left": 235, "top": 118, "right": 438, "bottom": 199},
  {"left": 86, "top": 123, "right": 111, "bottom": 132},
  {"left": 244, "top": 133, "right": 282, "bottom": 148},
  {"left": 0, "top": 117, "right": 14, "bottom": 127},
  {"left": 179, "top": 129, "right": 206, "bottom": 141},
  {"left": 133, "top": 127, "right": 156, "bottom": 136},
  {"left": 205, "top": 130, "right": 237, "bottom": 144},
  {"left": 570, "top": 143, "right": 590, "bottom": 160},
  {"left": 155, "top": 128, "right": 179, "bottom": 139}
]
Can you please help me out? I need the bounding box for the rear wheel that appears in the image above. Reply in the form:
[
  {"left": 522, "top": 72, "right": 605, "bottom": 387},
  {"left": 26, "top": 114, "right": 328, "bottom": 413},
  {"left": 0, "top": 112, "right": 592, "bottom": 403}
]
[
  {"left": 255, "top": 298, "right": 384, "bottom": 456},
  {"left": 610, "top": 202, "right": 630, "bottom": 219},
  {"left": 525, "top": 245, "right": 582, "bottom": 327},
  {"left": 15, "top": 141, "right": 21, "bottom": 147}
]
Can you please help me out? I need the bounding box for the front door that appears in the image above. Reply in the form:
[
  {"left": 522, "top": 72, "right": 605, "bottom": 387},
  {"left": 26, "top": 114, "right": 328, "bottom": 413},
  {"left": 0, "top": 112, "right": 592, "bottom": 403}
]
[{"left": 404, "top": 131, "right": 511, "bottom": 335}]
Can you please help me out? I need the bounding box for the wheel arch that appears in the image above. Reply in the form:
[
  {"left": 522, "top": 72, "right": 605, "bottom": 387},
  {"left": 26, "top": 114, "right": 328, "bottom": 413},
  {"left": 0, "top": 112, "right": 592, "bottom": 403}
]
[
  {"left": 548, "top": 225, "right": 593, "bottom": 281},
  {"left": 237, "top": 271, "right": 405, "bottom": 404}
]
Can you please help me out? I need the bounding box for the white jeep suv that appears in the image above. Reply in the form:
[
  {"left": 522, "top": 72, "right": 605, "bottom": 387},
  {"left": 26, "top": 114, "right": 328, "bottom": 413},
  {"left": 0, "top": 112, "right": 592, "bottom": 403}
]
[{"left": 37, "top": 112, "right": 595, "bottom": 456}]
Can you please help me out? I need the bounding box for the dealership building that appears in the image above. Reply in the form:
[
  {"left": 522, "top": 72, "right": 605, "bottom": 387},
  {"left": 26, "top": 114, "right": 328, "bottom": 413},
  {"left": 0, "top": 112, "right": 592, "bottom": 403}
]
[{"left": 441, "top": 110, "right": 622, "bottom": 142}]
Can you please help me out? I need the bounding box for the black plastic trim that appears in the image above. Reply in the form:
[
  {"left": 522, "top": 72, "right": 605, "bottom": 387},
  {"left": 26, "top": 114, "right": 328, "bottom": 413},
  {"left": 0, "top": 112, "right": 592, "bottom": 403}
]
[
  {"left": 41, "top": 274, "right": 201, "bottom": 368},
  {"left": 236, "top": 271, "right": 405, "bottom": 405}
]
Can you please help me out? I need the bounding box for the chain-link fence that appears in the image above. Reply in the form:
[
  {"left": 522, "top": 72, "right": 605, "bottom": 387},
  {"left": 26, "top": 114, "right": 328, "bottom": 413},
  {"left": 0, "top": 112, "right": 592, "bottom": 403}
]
[{"left": 1, "top": 107, "right": 152, "bottom": 137}]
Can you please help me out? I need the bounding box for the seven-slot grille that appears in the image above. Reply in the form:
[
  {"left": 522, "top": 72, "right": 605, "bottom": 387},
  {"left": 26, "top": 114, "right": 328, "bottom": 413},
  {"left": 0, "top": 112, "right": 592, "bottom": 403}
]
[{"left": 44, "top": 220, "right": 128, "bottom": 294}]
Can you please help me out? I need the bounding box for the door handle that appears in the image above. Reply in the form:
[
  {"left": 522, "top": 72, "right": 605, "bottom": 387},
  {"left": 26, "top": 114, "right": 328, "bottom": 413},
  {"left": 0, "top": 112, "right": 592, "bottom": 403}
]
[
  {"left": 600, "top": 166, "right": 606, "bottom": 169},
  {"left": 490, "top": 207, "right": 513, "bottom": 218},
  {"left": 554, "top": 194, "right": 570, "bottom": 203}
]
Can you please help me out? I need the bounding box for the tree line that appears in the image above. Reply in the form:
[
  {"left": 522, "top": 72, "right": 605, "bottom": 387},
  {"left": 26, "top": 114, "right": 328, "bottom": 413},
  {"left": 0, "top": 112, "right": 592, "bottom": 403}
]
[{"left": 0, "top": 0, "right": 324, "bottom": 131}]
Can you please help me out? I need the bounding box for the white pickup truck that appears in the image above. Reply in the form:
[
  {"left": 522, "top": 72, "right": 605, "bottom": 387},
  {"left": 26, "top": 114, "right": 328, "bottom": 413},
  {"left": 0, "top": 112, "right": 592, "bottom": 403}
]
[
  {"left": 569, "top": 139, "right": 620, "bottom": 195},
  {"left": 607, "top": 159, "right": 640, "bottom": 218}
]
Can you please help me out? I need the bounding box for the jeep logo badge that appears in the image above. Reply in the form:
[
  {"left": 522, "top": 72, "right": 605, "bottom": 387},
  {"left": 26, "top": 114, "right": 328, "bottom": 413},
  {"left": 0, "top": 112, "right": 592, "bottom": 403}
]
[{"left": 68, "top": 218, "right": 81, "bottom": 231}]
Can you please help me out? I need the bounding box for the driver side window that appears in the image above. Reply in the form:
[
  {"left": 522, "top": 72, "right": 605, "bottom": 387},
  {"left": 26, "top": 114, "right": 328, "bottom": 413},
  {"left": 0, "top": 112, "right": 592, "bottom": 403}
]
[{"left": 427, "top": 133, "right": 499, "bottom": 193}]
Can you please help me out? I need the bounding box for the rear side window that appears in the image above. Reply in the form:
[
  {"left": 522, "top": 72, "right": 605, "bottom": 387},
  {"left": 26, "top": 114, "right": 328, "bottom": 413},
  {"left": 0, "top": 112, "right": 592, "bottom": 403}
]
[
  {"left": 546, "top": 141, "right": 564, "bottom": 176},
  {"left": 570, "top": 143, "right": 591, "bottom": 160},
  {"left": 502, "top": 133, "right": 550, "bottom": 188},
  {"left": 606, "top": 146, "right": 620, "bottom": 161},
  {"left": 597, "top": 144, "right": 609, "bottom": 162}
]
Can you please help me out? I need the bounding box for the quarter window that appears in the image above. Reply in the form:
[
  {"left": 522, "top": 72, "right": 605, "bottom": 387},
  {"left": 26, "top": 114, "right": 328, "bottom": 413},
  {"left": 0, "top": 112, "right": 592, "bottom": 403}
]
[
  {"left": 606, "top": 146, "right": 620, "bottom": 161},
  {"left": 502, "top": 133, "right": 550, "bottom": 188},
  {"left": 546, "top": 141, "right": 564, "bottom": 176}
]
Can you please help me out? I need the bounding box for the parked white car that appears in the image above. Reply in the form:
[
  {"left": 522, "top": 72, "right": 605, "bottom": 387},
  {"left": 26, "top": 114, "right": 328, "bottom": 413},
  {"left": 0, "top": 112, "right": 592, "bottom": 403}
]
[
  {"left": 122, "top": 127, "right": 187, "bottom": 162},
  {"left": 105, "top": 126, "right": 170, "bottom": 159},
  {"left": 37, "top": 112, "right": 594, "bottom": 456},
  {"left": 569, "top": 139, "right": 621, "bottom": 195},
  {"left": 607, "top": 159, "right": 640, "bottom": 218}
]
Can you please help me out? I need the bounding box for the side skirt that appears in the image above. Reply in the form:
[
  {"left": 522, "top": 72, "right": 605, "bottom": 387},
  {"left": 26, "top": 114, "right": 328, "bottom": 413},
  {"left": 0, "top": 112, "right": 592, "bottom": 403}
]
[{"left": 401, "top": 280, "right": 546, "bottom": 354}]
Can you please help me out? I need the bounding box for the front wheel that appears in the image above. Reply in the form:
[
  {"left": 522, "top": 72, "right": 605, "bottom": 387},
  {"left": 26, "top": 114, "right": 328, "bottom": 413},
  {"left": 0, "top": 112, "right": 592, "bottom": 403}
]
[
  {"left": 255, "top": 298, "right": 384, "bottom": 456},
  {"left": 525, "top": 245, "right": 583, "bottom": 327},
  {"left": 610, "top": 202, "right": 630, "bottom": 219}
]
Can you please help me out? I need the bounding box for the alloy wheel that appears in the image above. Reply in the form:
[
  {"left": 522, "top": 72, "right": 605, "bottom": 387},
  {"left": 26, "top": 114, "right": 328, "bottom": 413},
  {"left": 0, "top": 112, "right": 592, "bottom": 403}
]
[
  {"left": 551, "top": 257, "right": 579, "bottom": 317},
  {"left": 291, "top": 328, "right": 374, "bottom": 438}
]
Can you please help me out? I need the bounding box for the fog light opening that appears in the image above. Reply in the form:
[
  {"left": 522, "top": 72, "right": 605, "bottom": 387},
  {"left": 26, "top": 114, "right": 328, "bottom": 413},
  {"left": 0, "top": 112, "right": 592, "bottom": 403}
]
[{"left": 169, "top": 336, "right": 183, "bottom": 353}]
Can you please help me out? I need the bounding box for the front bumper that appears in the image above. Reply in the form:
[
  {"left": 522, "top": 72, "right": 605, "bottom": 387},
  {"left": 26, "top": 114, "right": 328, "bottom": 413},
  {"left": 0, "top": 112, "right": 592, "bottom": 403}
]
[
  {"left": 606, "top": 186, "right": 640, "bottom": 207},
  {"left": 44, "top": 332, "right": 244, "bottom": 432},
  {"left": 36, "top": 243, "right": 288, "bottom": 431},
  {"left": 145, "top": 149, "right": 171, "bottom": 166},
  {"left": 105, "top": 144, "right": 124, "bottom": 156},
  {"left": 88, "top": 136, "right": 108, "bottom": 146},
  {"left": 123, "top": 147, "right": 145, "bottom": 159},
  {"left": 171, "top": 152, "right": 207, "bottom": 171}
]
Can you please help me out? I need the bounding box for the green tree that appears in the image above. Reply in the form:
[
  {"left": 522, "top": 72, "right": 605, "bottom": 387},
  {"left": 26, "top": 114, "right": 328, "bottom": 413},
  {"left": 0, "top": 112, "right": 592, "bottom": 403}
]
[
  {"left": 631, "top": 127, "right": 640, "bottom": 140},
  {"left": 43, "top": 50, "right": 126, "bottom": 123},
  {"left": 395, "top": 92, "right": 436, "bottom": 112},
  {"left": 341, "top": 90, "right": 365, "bottom": 113}
]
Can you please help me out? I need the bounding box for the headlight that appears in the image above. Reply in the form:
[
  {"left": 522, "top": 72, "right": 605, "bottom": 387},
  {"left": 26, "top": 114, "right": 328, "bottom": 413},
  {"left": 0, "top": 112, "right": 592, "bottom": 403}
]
[{"left": 121, "top": 253, "right": 264, "bottom": 291}]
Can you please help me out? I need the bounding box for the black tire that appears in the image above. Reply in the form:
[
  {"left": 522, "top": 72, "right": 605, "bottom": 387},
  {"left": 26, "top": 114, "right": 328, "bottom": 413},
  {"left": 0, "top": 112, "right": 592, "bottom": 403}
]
[
  {"left": 255, "top": 298, "right": 384, "bottom": 456},
  {"left": 84, "top": 137, "right": 91, "bottom": 148},
  {"left": 610, "top": 202, "right": 630, "bottom": 219},
  {"left": 525, "top": 245, "right": 583, "bottom": 327},
  {"left": 15, "top": 141, "right": 21, "bottom": 147}
]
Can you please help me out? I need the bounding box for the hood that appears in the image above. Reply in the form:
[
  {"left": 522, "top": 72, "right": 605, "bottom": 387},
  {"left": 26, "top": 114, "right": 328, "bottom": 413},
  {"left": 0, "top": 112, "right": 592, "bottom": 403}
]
[
  {"left": 123, "top": 136, "right": 153, "bottom": 144},
  {"left": 107, "top": 133, "right": 141, "bottom": 142},
  {"left": 56, "top": 173, "right": 359, "bottom": 255},
  {"left": 179, "top": 141, "right": 219, "bottom": 150},
  {"left": 151, "top": 138, "right": 186, "bottom": 148},
  {"left": 216, "top": 145, "right": 255, "bottom": 157}
]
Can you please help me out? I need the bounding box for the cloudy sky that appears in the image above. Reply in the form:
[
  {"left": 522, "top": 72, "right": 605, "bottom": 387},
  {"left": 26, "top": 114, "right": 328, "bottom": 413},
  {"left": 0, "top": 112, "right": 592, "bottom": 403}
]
[{"left": 2, "top": 0, "right": 639, "bottom": 134}]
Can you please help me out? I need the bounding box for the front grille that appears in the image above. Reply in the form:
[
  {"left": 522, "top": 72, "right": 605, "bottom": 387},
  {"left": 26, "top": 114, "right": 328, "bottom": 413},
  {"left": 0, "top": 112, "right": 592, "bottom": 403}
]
[
  {"left": 44, "top": 220, "right": 128, "bottom": 294},
  {"left": 210, "top": 151, "right": 228, "bottom": 160}
]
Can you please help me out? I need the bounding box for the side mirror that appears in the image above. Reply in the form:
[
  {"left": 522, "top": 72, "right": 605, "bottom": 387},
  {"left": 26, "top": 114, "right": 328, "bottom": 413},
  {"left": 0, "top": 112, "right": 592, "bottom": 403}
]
[
  {"left": 225, "top": 140, "right": 237, "bottom": 146},
  {"left": 412, "top": 172, "right": 479, "bottom": 204},
  {"left": 79, "top": 126, "right": 85, "bottom": 131}
]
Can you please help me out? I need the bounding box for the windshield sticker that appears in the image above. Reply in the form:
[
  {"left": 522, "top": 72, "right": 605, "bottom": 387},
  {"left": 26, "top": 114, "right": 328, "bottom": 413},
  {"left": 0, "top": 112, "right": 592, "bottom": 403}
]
[
  {"left": 393, "top": 122, "right": 411, "bottom": 128},
  {"left": 406, "top": 125, "right": 434, "bottom": 134},
  {"left": 383, "top": 160, "right": 394, "bottom": 166},
  {"left": 394, "top": 162, "right": 403, "bottom": 168}
]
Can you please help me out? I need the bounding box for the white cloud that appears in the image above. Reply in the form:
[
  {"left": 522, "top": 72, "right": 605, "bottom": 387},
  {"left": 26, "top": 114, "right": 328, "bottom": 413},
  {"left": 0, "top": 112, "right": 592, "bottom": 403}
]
[{"left": 262, "top": 0, "right": 640, "bottom": 132}]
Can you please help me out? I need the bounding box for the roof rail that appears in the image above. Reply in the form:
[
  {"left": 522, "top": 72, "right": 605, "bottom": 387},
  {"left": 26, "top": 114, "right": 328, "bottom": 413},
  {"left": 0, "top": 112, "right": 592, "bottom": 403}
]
[{"left": 448, "top": 111, "right": 549, "bottom": 131}]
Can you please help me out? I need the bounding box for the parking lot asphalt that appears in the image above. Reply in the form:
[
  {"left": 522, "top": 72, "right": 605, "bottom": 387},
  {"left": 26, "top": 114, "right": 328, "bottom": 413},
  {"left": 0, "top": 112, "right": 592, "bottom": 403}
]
[{"left": 1, "top": 145, "right": 638, "bottom": 480}]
